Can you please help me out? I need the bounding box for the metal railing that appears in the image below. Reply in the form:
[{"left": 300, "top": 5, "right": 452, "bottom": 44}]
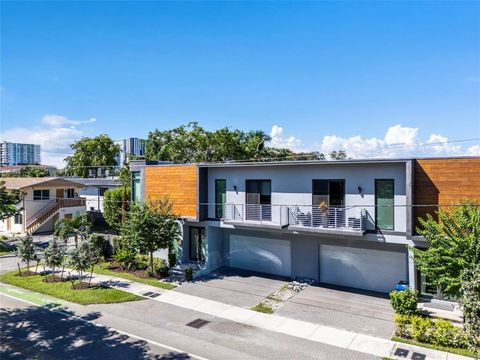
[
  {"left": 288, "top": 205, "right": 366, "bottom": 232},
  {"left": 225, "top": 203, "right": 289, "bottom": 226}
]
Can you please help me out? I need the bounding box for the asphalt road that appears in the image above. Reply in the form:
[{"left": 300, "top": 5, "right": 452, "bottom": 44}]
[{"left": 0, "top": 254, "right": 378, "bottom": 360}]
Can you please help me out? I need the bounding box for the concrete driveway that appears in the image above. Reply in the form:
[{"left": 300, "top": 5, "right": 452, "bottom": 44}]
[
  {"left": 276, "top": 284, "right": 395, "bottom": 339},
  {"left": 173, "top": 267, "right": 288, "bottom": 308}
]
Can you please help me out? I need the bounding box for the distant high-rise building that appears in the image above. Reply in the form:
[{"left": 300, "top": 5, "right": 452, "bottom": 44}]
[
  {"left": 115, "top": 138, "right": 146, "bottom": 165},
  {"left": 0, "top": 142, "right": 41, "bottom": 166}
]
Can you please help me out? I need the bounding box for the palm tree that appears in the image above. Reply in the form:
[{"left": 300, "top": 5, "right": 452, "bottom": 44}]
[{"left": 54, "top": 214, "right": 91, "bottom": 248}]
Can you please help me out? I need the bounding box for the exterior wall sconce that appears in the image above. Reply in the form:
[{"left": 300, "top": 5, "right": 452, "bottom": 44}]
[
  {"left": 233, "top": 185, "right": 238, "bottom": 192},
  {"left": 358, "top": 186, "right": 362, "bottom": 194}
]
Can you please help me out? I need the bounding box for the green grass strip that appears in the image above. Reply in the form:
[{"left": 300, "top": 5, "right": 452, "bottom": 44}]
[
  {"left": 392, "top": 336, "right": 475, "bottom": 358},
  {"left": 251, "top": 302, "right": 274, "bottom": 314},
  {"left": 93, "top": 262, "right": 177, "bottom": 290},
  {"left": 0, "top": 270, "right": 142, "bottom": 305}
]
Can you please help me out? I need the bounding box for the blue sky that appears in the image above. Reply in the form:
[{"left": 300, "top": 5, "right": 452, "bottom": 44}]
[{"left": 1, "top": 1, "right": 479, "bottom": 166}]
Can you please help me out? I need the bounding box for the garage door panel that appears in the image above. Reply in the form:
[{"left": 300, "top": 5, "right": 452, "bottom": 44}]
[
  {"left": 320, "top": 244, "right": 406, "bottom": 293},
  {"left": 230, "top": 235, "right": 291, "bottom": 277}
]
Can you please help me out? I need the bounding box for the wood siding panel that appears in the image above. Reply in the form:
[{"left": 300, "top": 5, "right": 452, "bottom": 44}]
[
  {"left": 145, "top": 165, "right": 197, "bottom": 218},
  {"left": 414, "top": 158, "right": 480, "bottom": 231}
]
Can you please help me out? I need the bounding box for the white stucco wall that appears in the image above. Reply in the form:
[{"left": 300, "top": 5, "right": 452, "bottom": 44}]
[{"left": 206, "top": 162, "right": 408, "bottom": 232}]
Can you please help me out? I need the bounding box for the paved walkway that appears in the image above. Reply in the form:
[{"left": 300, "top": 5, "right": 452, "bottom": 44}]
[{"left": 20, "top": 268, "right": 473, "bottom": 360}]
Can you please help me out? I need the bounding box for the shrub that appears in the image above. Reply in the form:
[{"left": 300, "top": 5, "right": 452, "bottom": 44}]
[
  {"left": 394, "top": 315, "right": 469, "bottom": 349},
  {"left": 390, "top": 289, "right": 418, "bottom": 315},
  {"left": 114, "top": 248, "right": 137, "bottom": 270},
  {"left": 411, "top": 315, "right": 433, "bottom": 343},
  {"left": 91, "top": 235, "right": 113, "bottom": 259}
]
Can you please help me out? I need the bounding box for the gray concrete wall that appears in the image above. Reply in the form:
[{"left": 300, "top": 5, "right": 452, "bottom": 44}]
[{"left": 207, "top": 162, "right": 407, "bottom": 232}]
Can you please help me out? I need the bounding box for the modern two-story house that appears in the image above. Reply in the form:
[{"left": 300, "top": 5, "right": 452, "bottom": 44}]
[
  {"left": 130, "top": 156, "right": 480, "bottom": 295},
  {"left": 0, "top": 177, "right": 86, "bottom": 235}
]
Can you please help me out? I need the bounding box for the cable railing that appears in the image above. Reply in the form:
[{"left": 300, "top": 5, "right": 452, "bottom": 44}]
[{"left": 223, "top": 203, "right": 366, "bottom": 232}]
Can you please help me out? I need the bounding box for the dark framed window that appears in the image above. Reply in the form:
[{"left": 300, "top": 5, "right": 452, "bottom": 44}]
[
  {"left": 375, "top": 179, "right": 394, "bottom": 230},
  {"left": 245, "top": 180, "right": 271, "bottom": 221},
  {"left": 66, "top": 188, "right": 75, "bottom": 198},
  {"left": 98, "top": 187, "right": 108, "bottom": 196},
  {"left": 14, "top": 214, "right": 22, "bottom": 224},
  {"left": 189, "top": 227, "right": 205, "bottom": 261},
  {"left": 312, "top": 179, "right": 345, "bottom": 207},
  {"left": 33, "top": 189, "right": 50, "bottom": 200},
  {"left": 215, "top": 179, "right": 226, "bottom": 218}
]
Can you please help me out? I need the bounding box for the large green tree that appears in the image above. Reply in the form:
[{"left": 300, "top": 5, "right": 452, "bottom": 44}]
[
  {"left": 121, "top": 200, "right": 180, "bottom": 274},
  {"left": 412, "top": 201, "right": 480, "bottom": 297},
  {"left": 0, "top": 181, "right": 23, "bottom": 220},
  {"left": 64, "top": 134, "right": 119, "bottom": 177},
  {"left": 103, "top": 187, "right": 130, "bottom": 231}
]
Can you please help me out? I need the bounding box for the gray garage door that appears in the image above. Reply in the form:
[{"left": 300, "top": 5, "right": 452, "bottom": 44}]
[
  {"left": 229, "top": 235, "right": 291, "bottom": 277},
  {"left": 320, "top": 244, "right": 407, "bottom": 293}
]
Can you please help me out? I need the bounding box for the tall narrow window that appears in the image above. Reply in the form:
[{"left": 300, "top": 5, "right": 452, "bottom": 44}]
[
  {"left": 245, "top": 180, "right": 271, "bottom": 221},
  {"left": 131, "top": 172, "right": 141, "bottom": 203},
  {"left": 375, "top": 179, "right": 394, "bottom": 230},
  {"left": 189, "top": 227, "right": 205, "bottom": 261},
  {"left": 215, "top": 179, "right": 226, "bottom": 218}
]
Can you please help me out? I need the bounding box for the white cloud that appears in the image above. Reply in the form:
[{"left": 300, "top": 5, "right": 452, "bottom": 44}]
[
  {"left": 269, "top": 125, "right": 307, "bottom": 152},
  {"left": 0, "top": 115, "right": 94, "bottom": 167},
  {"left": 41, "top": 115, "right": 96, "bottom": 127},
  {"left": 268, "top": 123, "right": 479, "bottom": 159}
]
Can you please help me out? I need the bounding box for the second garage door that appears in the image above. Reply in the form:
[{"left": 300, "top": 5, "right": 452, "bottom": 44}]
[
  {"left": 229, "top": 235, "right": 291, "bottom": 277},
  {"left": 320, "top": 244, "right": 407, "bottom": 293}
]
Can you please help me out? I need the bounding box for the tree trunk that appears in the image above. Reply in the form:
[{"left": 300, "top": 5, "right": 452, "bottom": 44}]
[
  {"left": 150, "top": 251, "right": 154, "bottom": 275},
  {"left": 35, "top": 261, "right": 39, "bottom": 275},
  {"left": 75, "top": 235, "right": 78, "bottom": 248},
  {"left": 89, "top": 265, "right": 94, "bottom": 287},
  {"left": 60, "top": 264, "right": 65, "bottom": 281},
  {"left": 17, "top": 263, "right": 22, "bottom": 276},
  {"left": 26, "top": 260, "right": 30, "bottom": 273},
  {"left": 52, "top": 266, "right": 55, "bottom": 281}
]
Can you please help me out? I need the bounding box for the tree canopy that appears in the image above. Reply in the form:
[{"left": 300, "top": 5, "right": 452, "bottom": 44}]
[
  {"left": 145, "top": 122, "right": 340, "bottom": 163},
  {"left": 0, "top": 181, "right": 23, "bottom": 220},
  {"left": 64, "top": 134, "right": 119, "bottom": 177},
  {"left": 103, "top": 187, "right": 130, "bottom": 231},
  {"left": 412, "top": 201, "right": 480, "bottom": 297}
]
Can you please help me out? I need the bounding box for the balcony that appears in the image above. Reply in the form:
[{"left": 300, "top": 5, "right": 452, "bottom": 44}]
[
  {"left": 224, "top": 204, "right": 289, "bottom": 228},
  {"left": 223, "top": 203, "right": 366, "bottom": 234}
]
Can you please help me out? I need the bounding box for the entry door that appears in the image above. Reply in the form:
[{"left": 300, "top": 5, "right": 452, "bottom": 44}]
[
  {"left": 189, "top": 227, "right": 205, "bottom": 261},
  {"left": 56, "top": 188, "right": 64, "bottom": 199},
  {"left": 245, "top": 180, "right": 271, "bottom": 221}
]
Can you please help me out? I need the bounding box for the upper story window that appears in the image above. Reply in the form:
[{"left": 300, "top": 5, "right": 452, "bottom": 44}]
[
  {"left": 66, "top": 188, "right": 75, "bottom": 198},
  {"left": 312, "top": 179, "right": 345, "bottom": 208},
  {"left": 246, "top": 180, "right": 271, "bottom": 221},
  {"left": 33, "top": 189, "right": 50, "bottom": 200},
  {"left": 375, "top": 179, "right": 394, "bottom": 230},
  {"left": 98, "top": 187, "right": 108, "bottom": 196},
  {"left": 131, "top": 171, "right": 141, "bottom": 203},
  {"left": 215, "top": 179, "right": 226, "bottom": 218}
]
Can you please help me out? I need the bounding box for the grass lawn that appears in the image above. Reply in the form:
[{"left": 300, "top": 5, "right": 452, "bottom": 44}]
[
  {"left": 0, "top": 270, "right": 142, "bottom": 305},
  {"left": 93, "top": 262, "right": 176, "bottom": 290},
  {"left": 251, "top": 302, "right": 274, "bottom": 314},
  {"left": 392, "top": 336, "right": 475, "bottom": 358}
]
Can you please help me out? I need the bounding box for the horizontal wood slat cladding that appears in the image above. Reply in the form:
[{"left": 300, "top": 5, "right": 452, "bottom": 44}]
[
  {"left": 145, "top": 165, "right": 197, "bottom": 218},
  {"left": 414, "top": 158, "right": 480, "bottom": 231}
]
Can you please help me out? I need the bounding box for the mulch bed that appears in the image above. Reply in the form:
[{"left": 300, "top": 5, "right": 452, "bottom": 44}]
[
  {"left": 17, "top": 271, "right": 37, "bottom": 277},
  {"left": 43, "top": 274, "right": 65, "bottom": 283},
  {"left": 107, "top": 261, "right": 163, "bottom": 280},
  {"left": 71, "top": 282, "right": 98, "bottom": 290}
]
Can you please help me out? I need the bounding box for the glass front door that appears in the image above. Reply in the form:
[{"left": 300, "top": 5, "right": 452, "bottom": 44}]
[
  {"left": 189, "top": 227, "right": 205, "bottom": 261},
  {"left": 215, "top": 179, "right": 226, "bottom": 218},
  {"left": 245, "top": 180, "right": 271, "bottom": 221}
]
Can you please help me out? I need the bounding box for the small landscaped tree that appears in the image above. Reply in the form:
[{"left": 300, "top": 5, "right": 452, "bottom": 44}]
[
  {"left": 43, "top": 238, "right": 66, "bottom": 281},
  {"left": 121, "top": 200, "right": 180, "bottom": 275},
  {"left": 15, "top": 236, "right": 39, "bottom": 275},
  {"left": 68, "top": 238, "right": 101, "bottom": 288},
  {"left": 54, "top": 214, "right": 91, "bottom": 248},
  {"left": 411, "top": 201, "right": 480, "bottom": 298}
]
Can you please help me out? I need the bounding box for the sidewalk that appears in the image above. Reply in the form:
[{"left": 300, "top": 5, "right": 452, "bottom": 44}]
[{"left": 17, "top": 268, "right": 474, "bottom": 360}]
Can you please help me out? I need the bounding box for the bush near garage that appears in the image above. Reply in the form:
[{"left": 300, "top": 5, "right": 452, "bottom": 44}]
[
  {"left": 394, "top": 315, "right": 469, "bottom": 349},
  {"left": 390, "top": 289, "right": 419, "bottom": 315}
]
